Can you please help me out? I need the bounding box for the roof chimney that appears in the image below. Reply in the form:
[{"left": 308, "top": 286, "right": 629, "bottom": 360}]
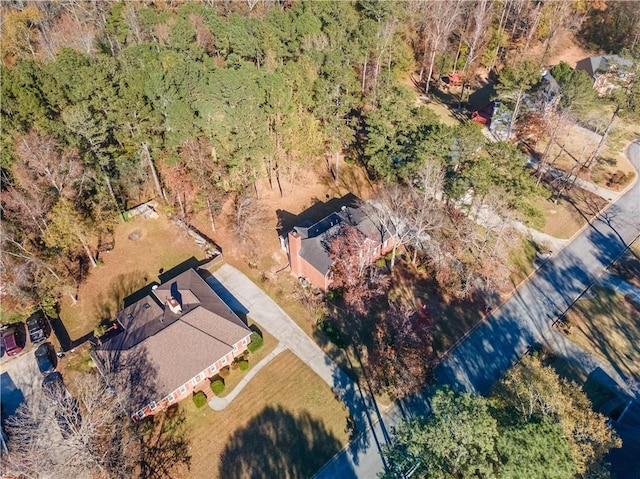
[{"left": 166, "top": 296, "right": 182, "bottom": 315}]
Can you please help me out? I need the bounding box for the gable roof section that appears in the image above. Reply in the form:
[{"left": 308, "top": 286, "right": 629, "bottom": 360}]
[{"left": 94, "top": 268, "right": 250, "bottom": 404}]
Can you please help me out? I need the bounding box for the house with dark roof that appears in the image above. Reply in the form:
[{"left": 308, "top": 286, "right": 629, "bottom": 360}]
[
  {"left": 92, "top": 268, "right": 252, "bottom": 420},
  {"left": 281, "top": 199, "right": 393, "bottom": 291},
  {"left": 576, "top": 55, "right": 635, "bottom": 97}
]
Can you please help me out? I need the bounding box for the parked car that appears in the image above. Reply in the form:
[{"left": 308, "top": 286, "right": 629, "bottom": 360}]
[
  {"left": 35, "top": 342, "right": 57, "bottom": 375},
  {"left": 42, "top": 371, "right": 65, "bottom": 400},
  {"left": 26, "top": 312, "right": 50, "bottom": 344},
  {"left": 41, "top": 372, "right": 81, "bottom": 437},
  {"left": 1, "top": 325, "right": 24, "bottom": 357}
]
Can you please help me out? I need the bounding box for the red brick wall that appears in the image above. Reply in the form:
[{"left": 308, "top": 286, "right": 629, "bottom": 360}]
[{"left": 288, "top": 230, "right": 395, "bottom": 292}]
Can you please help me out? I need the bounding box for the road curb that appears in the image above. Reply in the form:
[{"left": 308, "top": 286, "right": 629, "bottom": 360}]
[{"left": 440, "top": 139, "right": 640, "bottom": 361}]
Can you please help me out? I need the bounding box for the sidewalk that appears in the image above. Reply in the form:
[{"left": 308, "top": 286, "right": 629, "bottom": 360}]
[
  {"left": 600, "top": 272, "right": 640, "bottom": 304},
  {"left": 208, "top": 343, "right": 287, "bottom": 411},
  {"left": 206, "top": 265, "right": 369, "bottom": 420}
]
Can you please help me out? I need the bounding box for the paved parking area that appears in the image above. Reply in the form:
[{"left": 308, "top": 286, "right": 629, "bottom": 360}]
[{"left": 0, "top": 349, "right": 43, "bottom": 419}]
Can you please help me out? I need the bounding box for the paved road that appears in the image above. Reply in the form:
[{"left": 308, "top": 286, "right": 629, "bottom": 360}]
[
  {"left": 317, "top": 141, "right": 640, "bottom": 478},
  {"left": 436, "top": 140, "right": 640, "bottom": 395}
]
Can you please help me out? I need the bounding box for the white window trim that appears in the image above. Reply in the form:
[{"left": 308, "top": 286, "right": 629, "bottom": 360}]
[
  {"left": 241, "top": 338, "right": 247, "bottom": 345},
  {"left": 180, "top": 385, "right": 187, "bottom": 394},
  {"left": 167, "top": 393, "right": 174, "bottom": 402},
  {"left": 150, "top": 401, "right": 157, "bottom": 410},
  {"left": 221, "top": 356, "right": 227, "bottom": 365}
]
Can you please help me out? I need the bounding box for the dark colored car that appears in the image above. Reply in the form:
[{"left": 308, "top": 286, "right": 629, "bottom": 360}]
[
  {"left": 26, "top": 312, "right": 50, "bottom": 344},
  {"left": 35, "top": 342, "right": 57, "bottom": 375},
  {"left": 42, "top": 371, "right": 66, "bottom": 399},
  {"left": 1, "top": 326, "right": 23, "bottom": 357},
  {"left": 55, "top": 395, "right": 82, "bottom": 439}
]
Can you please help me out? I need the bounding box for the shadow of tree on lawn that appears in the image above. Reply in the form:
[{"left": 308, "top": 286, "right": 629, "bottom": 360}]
[
  {"left": 219, "top": 405, "right": 348, "bottom": 479},
  {"left": 92, "top": 271, "right": 150, "bottom": 324},
  {"left": 136, "top": 405, "right": 192, "bottom": 479}
]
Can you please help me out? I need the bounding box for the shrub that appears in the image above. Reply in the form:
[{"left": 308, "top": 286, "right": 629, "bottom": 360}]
[
  {"left": 376, "top": 258, "right": 387, "bottom": 268},
  {"left": 247, "top": 332, "right": 264, "bottom": 353},
  {"left": 239, "top": 360, "right": 249, "bottom": 371},
  {"left": 192, "top": 391, "right": 207, "bottom": 408},
  {"left": 231, "top": 362, "right": 239, "bottom": 370},
  {"left": 219, "top": 367, "right": 231, "bottom": 378},
  {"left": 210, "top": 379, "right": 225, "bottom": 395},
  {"left": 317, "top": 320, "right": 346, "bottom": 348}
]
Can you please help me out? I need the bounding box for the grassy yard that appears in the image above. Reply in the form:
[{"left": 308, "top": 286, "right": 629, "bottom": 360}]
[
  {"left": 509, "top": 237, "right": 539, "bottom": 285},
  {"left": 565, "top": 286, "right": 640, "bottom": 380},
  {"left": 530, "top": 195, "right": 587, "bottom": 239},
  {"left": 215, "top": 321, "right": 278, "bottom": 398},
  {"left": 58, "top": 215, "right": 204, "bottom": 342},
  {"left": 181, "top": 350, "right": 350, "bottom": 479}
]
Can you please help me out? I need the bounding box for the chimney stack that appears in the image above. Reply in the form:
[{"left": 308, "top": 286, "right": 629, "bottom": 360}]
[{"left": 166, "top": 296, "right": 182, "bottom": 315}]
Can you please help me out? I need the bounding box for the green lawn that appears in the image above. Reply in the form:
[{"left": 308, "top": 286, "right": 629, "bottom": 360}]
[{"left": 181, "top": 350, "right": 350, "bottom": 479}]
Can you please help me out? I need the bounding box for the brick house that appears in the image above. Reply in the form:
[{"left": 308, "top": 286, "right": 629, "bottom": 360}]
[
  {"left": 92, "top": 268, "right": 252, "bottom": 420},
  {"left": 281, "top": 199, "right": 394, "bottom": 291}
]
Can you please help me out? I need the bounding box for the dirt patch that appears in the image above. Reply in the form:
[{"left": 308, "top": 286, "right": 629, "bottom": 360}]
[{"left": 541, "top": 31, "right": 594, "bottom": 68}]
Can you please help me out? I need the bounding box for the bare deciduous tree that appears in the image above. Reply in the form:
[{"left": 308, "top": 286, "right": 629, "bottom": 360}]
[
  {"left": 13, "top": 130, "right": 85, "bottom": 200},
  {"left": 413, "top": 0, "right": 464, "bottom": 95},
  {"left": 229, "top": 193, "right": 267, "bottom": 246},
  {"left": 3, "top": 373, "right": 139, "bottom": 479}
]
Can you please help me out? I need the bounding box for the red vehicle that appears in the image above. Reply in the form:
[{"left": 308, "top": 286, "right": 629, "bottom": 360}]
[{"left": 1, "top": 326, "right": 24, "bottom": 356}]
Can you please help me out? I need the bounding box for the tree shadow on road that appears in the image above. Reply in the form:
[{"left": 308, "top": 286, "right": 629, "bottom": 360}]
[{"left": 219, "top": 405, "right": 351, "bottom": 479}]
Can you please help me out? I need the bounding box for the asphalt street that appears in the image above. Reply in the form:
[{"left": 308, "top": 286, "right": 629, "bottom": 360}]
[
  {"left": 315, "top": 140, "right": 640, "bottom": 478},
  {"left": 436, "top": 140, "right": 640, "bottom": 394}
]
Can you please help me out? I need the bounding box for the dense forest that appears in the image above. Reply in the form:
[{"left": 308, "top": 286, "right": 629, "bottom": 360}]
[{"left": 1, "top": 0, "right": 639, "bottom": 320}]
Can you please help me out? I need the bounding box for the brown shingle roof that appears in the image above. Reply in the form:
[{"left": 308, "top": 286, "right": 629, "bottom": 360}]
[{"left": 93, "top": 268, "right": 251, "bottom": 407}]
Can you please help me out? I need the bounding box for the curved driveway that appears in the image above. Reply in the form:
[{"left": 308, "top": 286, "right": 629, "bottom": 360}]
[{"left": 435, "top": 140, "right": 640, "bottom": 394}]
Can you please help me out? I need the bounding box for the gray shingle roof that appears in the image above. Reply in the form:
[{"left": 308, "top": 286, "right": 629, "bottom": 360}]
[
  {"left": 576, "top": 55, "right": 634, "bottom": 78},
  {"left": 295, "top": 204, "right": 389, "bottom": 275}
]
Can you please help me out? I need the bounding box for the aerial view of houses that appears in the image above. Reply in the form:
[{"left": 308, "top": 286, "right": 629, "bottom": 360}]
[{"left": 1, "top": 1, "right": 639, "bottom": 479}]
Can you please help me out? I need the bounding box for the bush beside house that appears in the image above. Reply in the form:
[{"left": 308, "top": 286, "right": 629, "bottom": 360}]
[
  {"left": 210, "top": 379, "right": 225, "bottom": 395},
  {"left": 192, "top": 391, "right": 207, "bottom": 408},
  {"left": 247, "top": 332, "right": 264, "bottom": 353}
]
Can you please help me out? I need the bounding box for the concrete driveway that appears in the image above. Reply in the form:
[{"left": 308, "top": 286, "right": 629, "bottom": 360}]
[{"left": 1, "top": 348, "right": 43, "bottom": 420}]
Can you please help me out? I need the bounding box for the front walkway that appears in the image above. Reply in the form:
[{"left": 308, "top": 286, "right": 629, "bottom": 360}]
[
  {"left": 206, "top": 265, "right": 370, "bottom": 420},
  {"left": 208, "top": 343, "right": 286, "bottom": 410}
]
